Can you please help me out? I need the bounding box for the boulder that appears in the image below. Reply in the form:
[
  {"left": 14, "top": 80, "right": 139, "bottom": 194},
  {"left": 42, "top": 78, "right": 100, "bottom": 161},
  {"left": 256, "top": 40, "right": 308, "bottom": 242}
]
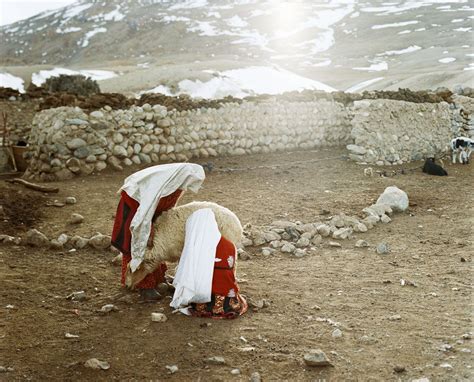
[{"left": 376, "top": 186, "right": 409, "bottom": 212}]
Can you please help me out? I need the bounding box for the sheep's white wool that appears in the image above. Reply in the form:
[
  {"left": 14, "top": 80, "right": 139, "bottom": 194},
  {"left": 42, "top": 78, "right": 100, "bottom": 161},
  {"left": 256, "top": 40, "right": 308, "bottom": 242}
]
[
  {"left": 171, "top": 208, "right": 221, "bottom": 312},
  {"left": 120, "top": 163, "right": 205, "bottom": 272}
]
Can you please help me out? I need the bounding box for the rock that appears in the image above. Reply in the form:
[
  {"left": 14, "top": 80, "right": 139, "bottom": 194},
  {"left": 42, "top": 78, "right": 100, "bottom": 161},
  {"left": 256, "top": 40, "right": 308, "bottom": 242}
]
[
  {"left": 411, "top": 378, "right": 430, "bottom": 382},
  {"left": 388, "top": 314, "right": 401, "bottom": 321},
  {"left": 376, "top": 243, "right": 390, "bottom": 254},
  {"left": 281, "top": 242, "right": 296, "bottom": 253},
  {"left": 332, "top": 329, "right": 343, "bottom": 338},
  {"left": 358, "top": 335, "right": 378, "bottom": 344},
  {"left": 238, "top": 249, "right": 251, "bottom": 260},
  {"left": 261, "top": 247, "right": 275, "bottom": 256},
  {"left": 316, "top": 224, "right": 331, "bottom": 237},
  {"left": 100, "top": 304, "right": 118, "bottom": 313},
  {"left": 329, "top": 241, "right": 342, "bottom": 248},
  {"left": 354, "top": 222, "right": 368, "bottom": 232},
  {"left": 376, "top": 186, "right": 409, "bottom": 212},
  {"left": 69, "top": 213, "right": 84, "bottom": 224},
  {"left": 65, "top": 196, "right": 77, "bottom": 204},
  {"left": 151, "top": 312, "right": 168, "bottom": 322},
  {"left": 206, "top": 356, "right": 225, "bottom": 365},
  {"left": 296, "top": 237, "right": 310, "bottom": 248},
  {"left": 84, "top": 358, "right": 110, "bottom": 370},
  {"left": 230, "top": 368, "right": 241, "bottom": 375},
  {"left": 303, "top": 349, "right": 332, "bottom": 367},
  {"left": 347, "top": 144, "right": 367, "bottom": 155},
  {"left": 241, "top": 237, "right": 253, "bottom": 247},
  {"left": 332, "top": 228, "right": 352, "bottom": 240},
  {"left": 311, "top": 235, "right": 323, "bottom": 245},
  {"left": 66, "top": 118, "right": 88, "bottom": 126},
  {"left": 355, "top": 240, "right": 369, "bottom": 248},
  {"left": 65, "top": 332, "right": 80, "bottom": 339},
  {"left": 250, "top": 372, "right": 262, "bottom": 382},
  {"left": 67, "top": 291, "right": 86, "bottom": 301},
  {"left": 165, "top": 365, "right": 178, "bottom": 374},
  {"left": 113, "top": 145, "right": 128, "bottom": 158},
  {"left": 394, "top": 365, "right": 406, "bottom": 373},
  {"left": 107, "top": 156, "right": 123, "bottom": 171},
  {"left": 380, "top": 215, "right": 391, "bottom": 224},
  {"left": 89, "top": 234, "right": 111, "bottom": 250},
  {"left": 263, "top": 231, "right": 281, "bottom": 242},
  {"left": 66, "top": 158, "right": 81, "bottom": 173},
  {"left": 249, "top": 298, "right": 270, "bottom": 310},
  {"left": 25, "top": 229, "right": 49, "bottom": 247},
  {"left": 90, "top": 111, "right": 104, "bottom": 119},
  {"left": 71, "top": 235, "right": 89, "bottom": 249},
  {"left": 66, "top": 138, "right": 87, "bottom": 150},
  {"left": 294, "top": 249, "right": 306, "bottom": 257},
  {"left": 270, "top": 240, "right": 282, "bottom": 248},
  {"left": 439, "top": 363, "right": 453, "bottom": 370}
]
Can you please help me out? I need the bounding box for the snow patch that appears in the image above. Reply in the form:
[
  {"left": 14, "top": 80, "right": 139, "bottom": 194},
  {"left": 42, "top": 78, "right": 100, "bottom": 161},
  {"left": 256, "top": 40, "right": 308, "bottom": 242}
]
[
  {"left": 346, "top": 77, "right": 384, "bottom": 93},
  {"left": 372, "top": 21, "right": 418, "bottom": 29},
  {"left": 0, "top": 72, "right": 25, "bottom": 93},
  {"left": 438, "top": 57, "right": 456, "bottom": 63},
  {"left": 353, "top": 62, "right": 388, "bottom": 71},
  {"left": 377, "top": 45, "right": 421, "bottom": 56},
  {"left": 80, "top": 27, "right": 107, "bottom": 48}
]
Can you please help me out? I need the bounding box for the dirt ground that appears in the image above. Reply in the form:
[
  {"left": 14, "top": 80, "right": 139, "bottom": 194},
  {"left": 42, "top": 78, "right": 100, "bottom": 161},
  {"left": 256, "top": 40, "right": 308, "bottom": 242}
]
[{"left": 0, "top": 148, "right": 472, "bottom": 381}]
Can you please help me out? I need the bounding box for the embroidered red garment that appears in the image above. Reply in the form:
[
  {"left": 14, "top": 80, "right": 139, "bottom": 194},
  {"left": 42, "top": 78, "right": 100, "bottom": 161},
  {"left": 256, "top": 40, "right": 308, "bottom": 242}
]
[
  {"left": 111, "top": 189, "right": 183, "bottom": 289},
  {"left": 189, "top": 236, "right": 248, "bottom": 319}
]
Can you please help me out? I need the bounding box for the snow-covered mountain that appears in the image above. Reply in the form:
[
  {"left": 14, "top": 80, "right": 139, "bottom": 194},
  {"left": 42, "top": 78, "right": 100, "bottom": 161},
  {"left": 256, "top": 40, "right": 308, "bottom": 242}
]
[{"left": 0, "top": 0, "right": 473, "bottom": 95}]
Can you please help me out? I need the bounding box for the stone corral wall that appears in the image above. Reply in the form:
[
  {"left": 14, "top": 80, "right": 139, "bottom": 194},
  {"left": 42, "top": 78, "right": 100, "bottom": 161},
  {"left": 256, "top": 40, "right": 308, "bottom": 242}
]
[
  {"left": 347, "top": 99, "right": 452, "bottom": 165},
  {"left": 452, "top": 95, "right": 474, "bottom": 138},
  {"left": 24, "top": 99, "right": 352, "bottom": 181}
]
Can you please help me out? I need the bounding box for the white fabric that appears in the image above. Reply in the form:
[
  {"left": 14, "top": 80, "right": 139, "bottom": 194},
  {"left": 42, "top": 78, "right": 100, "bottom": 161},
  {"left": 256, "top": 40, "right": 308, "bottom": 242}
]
[
  {"left": 170, "top": 208, "right": 221, "bottom": 311},
  {"left": 120, "top": 163, "right": 205, "bottom": 272}
]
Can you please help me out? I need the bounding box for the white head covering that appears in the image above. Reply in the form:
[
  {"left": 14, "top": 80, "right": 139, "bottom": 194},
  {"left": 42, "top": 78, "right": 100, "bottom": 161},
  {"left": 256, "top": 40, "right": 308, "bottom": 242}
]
[
  {"left": 120, "top": 163, "right": 205, "bottom": 272},
  {"left": 170, "top": 208, "right": 221, "bottom": 312}
]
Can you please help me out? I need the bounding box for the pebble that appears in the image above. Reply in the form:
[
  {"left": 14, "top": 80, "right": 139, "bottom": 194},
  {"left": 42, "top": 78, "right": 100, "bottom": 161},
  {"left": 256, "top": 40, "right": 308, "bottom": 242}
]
[
  {"left": 6, "top": 304, "right": 14, "bottom": 309},
  {"left": 329, "top": 241, "right": 342, "bottom": 248},
  {"left": 281, "top": 242, "right": 296, "bottom": 253},
  {"left": 84, "top": 358, "right": 110, "bottom": 370},
  {"left": 65, "top": 332, "right": 79, "bottom": 339},
  {"left": 25, "top": 229, "right": 49, "bottom": 247},
  {"left": 100, "top": 304, "right": 118, "bottom": 313},
  {"left": 69, "top": 213, "right": 84, "bottom": 224},
  {"left": 394, "top": 365, "right": 406, "bottom": 373},
  {"left": 88, "top": 234, "right": 111, "bottom": 250},
  {"left": 151, "top": 313, "right": 168, "bottom": 322},
  {"left": 230, "top": 368, "right": 241, "bottom": 375},
  {"left": 165, "top": 365, "right": 178, "bottom": 374},
  {"left": 376, "top": 242, "right": 390, "bottom": 254},
  {"left": 250, "top": 371, "right": 262, "bottom": 382},
  {"left": 67, "top": 291, "right": 86, "bottom": 302},
  {"left": 355, "top": 240, "right": 369, "bottom": 248},
  {"left": 388, "top": 314, "right": 401, "bottom": 321},
  {"left": 439, "top": 363, "right": 453, "bottom": 370},
  {"left": 65, "top": 197, "right": 77, "bottom": 204},
  {"left": 303, "top": 349, "right": 332, "bottom": 367},
  {"left": 332, "top": 329, "right": 343, "bottom": 338},
  {"left": 206, "top": 356, "right": 226, "bottom": 365}
]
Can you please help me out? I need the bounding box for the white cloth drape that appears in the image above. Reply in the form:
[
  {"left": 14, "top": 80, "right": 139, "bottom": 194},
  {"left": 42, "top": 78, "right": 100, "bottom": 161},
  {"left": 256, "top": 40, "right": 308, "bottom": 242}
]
[
  {"left": 119, "top": 163, "right": 205, "bottom": 272},
  {"left": 170, "top": 208, "right": 221, "bottom": 311}
]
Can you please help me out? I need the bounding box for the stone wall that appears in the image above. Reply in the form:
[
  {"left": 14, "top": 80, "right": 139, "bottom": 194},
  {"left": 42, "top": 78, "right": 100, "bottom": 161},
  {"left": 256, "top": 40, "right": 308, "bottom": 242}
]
[
  {"left": 452, "top": 95, "right": 474, "bottom": 138},
  {"left": 347, "top": 99, "right": 453, "bottom": 165},
  {"left": 24, "top": 99, "right": 352, "bottom": 181}
]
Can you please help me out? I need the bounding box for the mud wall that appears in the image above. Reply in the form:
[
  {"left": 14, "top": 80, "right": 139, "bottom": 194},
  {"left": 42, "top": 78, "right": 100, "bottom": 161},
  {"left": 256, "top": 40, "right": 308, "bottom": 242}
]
[{"left": 25, "top": 99, "right": 352, "bottom": 181}]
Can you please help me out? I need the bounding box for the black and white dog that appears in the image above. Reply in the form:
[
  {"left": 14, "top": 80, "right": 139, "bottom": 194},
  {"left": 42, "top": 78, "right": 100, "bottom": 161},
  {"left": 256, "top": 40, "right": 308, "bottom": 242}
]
[
  {"left": 451, "top": 136, "right": 474, "bottom": 164},
  {"left": 423, "top": 158, "right": 448, "bottom": 176}
]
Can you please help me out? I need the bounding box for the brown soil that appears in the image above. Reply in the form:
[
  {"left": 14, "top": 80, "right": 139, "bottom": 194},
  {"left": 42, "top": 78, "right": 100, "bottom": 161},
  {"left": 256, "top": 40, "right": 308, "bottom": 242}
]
[{"left": 0, "top": 148, "right": 472, "bottom": 381}]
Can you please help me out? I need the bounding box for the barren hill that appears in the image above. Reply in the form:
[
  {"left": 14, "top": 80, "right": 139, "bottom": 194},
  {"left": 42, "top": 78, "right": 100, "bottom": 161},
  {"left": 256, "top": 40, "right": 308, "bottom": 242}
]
[{"left": 0, "top": 0, "right": 473, "bottom": 94}]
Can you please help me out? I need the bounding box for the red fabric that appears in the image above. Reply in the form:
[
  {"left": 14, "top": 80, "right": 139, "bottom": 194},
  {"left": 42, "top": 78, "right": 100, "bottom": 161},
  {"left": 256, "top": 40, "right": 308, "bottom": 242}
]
[
  {"left": 212, "top": 236, "right": 239, "bottom": 296},
  {"left": 113, "top": 189, "right": 183, "bottom": 289}
]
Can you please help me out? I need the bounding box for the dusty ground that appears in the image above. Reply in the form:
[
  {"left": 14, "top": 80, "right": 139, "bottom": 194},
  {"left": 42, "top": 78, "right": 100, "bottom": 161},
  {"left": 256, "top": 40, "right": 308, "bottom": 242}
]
[{"left": 0, "top": 148, "right": 472, "bottom": 381}]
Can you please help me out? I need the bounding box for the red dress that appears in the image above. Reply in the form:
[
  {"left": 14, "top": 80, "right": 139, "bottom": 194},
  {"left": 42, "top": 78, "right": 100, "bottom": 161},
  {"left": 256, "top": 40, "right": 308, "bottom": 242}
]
[
  {"left": 111, "top": 189, "right": 183, "bottom": 289},
  {"left": 189, "top": 236, "right": 248, "bottom": 319}
]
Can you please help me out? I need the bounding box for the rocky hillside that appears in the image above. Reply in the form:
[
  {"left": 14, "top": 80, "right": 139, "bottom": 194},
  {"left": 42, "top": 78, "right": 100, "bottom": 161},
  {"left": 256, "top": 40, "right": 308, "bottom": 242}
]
[{"left": 0, "top": 0, "right": 473, "bottom": 92}]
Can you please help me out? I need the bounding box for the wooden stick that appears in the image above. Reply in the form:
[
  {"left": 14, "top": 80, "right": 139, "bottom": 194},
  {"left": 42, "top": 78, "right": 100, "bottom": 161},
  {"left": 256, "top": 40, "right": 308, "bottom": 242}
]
[{"left": 6, "top": 178, "right": 59, "bottom": 193}]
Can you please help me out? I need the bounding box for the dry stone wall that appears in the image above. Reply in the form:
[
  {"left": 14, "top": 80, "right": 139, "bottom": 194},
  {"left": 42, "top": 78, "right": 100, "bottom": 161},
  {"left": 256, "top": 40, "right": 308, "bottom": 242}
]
[
  {"left": 452, "top": 95, "right": 474, "bottom": 139},
  {"left": 347, "top": 99, "right": 453, "bottom": 165},
  {"left": 24, "top": 99, "right": 352, "bottom": 181}
]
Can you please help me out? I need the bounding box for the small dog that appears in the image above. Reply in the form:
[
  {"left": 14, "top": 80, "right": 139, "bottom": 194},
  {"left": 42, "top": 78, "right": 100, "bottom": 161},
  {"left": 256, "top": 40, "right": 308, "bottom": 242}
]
[{"left": 422, "top": 158, "right": 448, "bottom": 176}]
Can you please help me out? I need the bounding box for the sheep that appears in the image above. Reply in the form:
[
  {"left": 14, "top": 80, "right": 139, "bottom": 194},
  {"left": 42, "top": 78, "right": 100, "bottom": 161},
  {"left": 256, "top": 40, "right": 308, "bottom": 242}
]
[
  {"left": 422, "top": 157, "right": 448, "bottom": 176},
  {"left": 451, "top": 136, "right": 474, "bottom": 164},
  {"left": 125, "top": 201, "right": 243, "bottom": 289}
]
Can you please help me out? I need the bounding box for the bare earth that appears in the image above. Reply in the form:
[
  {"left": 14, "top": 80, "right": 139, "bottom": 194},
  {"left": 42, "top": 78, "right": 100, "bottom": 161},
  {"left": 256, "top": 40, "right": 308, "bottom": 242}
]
[{"left": 0, "top": 148, "right": 472, "bottom": 381}]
